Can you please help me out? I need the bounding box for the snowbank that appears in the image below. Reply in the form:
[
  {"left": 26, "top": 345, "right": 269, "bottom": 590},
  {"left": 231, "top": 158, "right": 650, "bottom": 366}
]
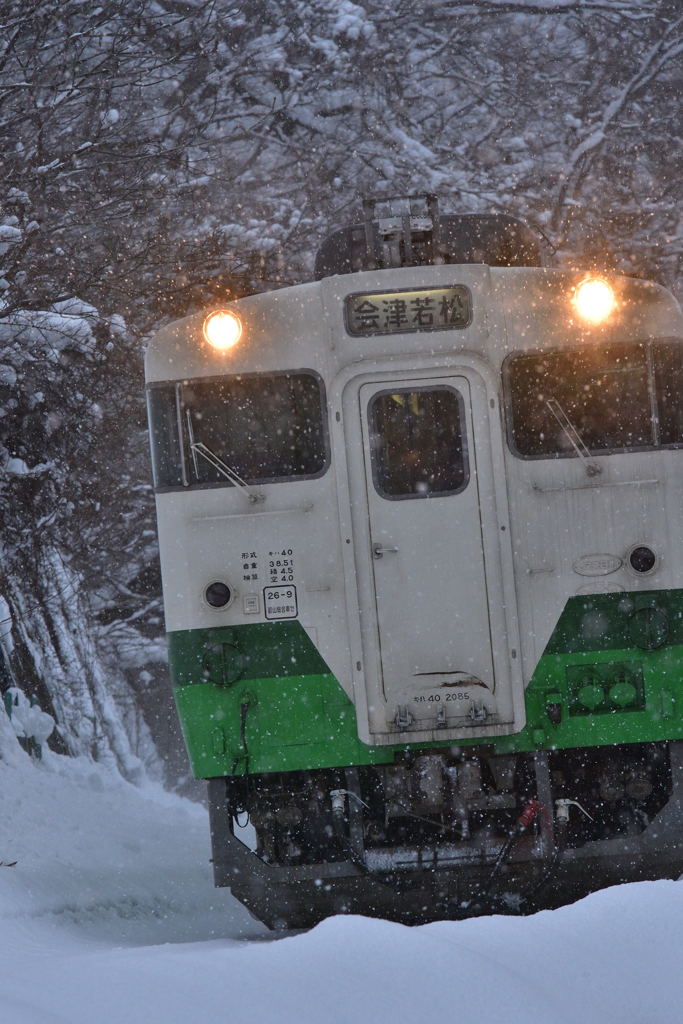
[
  {"left": 1, "top": 747, "right": 681, "bottom": 1023},
  {"left": 0, "top": 747, "right": 256, "bottom": 946}
]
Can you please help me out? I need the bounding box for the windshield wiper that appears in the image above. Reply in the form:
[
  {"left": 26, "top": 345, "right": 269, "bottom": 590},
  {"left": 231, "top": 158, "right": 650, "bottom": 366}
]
[
  {"left": 546, "top": 398, "right": 601, "bottom": 477},
  {"left": 185, "top": 410, "right": 264, "bottom": 503}
]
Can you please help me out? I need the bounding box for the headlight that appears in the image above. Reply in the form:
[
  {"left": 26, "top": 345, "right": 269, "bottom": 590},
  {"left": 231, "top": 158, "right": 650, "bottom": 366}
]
[
  {"left": 572, "top": 277, "right": 616, "bottom": 324},
  {"left": 203, "top": 309, "right": 242, "bottom": 351}
]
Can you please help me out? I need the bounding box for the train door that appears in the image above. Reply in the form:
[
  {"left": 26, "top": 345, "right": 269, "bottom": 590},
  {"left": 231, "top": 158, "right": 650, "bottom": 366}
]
[{"left": 349, "top": 372, "right": 521, "bottom": 741}]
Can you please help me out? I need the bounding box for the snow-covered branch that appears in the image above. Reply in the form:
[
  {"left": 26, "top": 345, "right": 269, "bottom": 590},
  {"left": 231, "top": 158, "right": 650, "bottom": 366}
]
[{"left": 552, "top": 15, "right": 683, "bottom": 237}]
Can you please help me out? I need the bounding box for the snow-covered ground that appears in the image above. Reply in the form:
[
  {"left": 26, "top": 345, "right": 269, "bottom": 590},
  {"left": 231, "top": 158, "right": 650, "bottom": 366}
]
[{"left": 1, "top": 738, "right": 682, "bottom": 1024}]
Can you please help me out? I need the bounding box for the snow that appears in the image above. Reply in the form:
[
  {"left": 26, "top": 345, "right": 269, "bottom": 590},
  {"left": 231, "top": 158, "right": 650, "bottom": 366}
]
[
  {"left": 4, "top": 688, "right": 55, "bottom": 746},
  {"left": 1, "top": 736, "right": 682, "bottom": 1023},
  {"left": 0, "top": 596, "right": 12, "bottom": 653},
  {"left": 0, "top": 224, "right": 22, "bottom": 241},
  {"left": 0, "top": 362, "right": 19, "bottom": 389},
  {"left": 0, "top": 223, "right": 21, "bottom": 257},
  {"left": 0, "top": 308, "right": 96, "bottom": 359},
  {"left": 332, "top": 1, "right": 374, "bottom": 41},
  {"left": 4, "top": 456, "right": 29, "bottom": 475}
]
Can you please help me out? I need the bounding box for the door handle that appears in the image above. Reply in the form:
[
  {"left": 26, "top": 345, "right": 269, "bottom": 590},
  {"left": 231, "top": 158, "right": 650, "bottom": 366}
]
[{"left": 373, "top": 543, "right": 399, "bottom": 559}]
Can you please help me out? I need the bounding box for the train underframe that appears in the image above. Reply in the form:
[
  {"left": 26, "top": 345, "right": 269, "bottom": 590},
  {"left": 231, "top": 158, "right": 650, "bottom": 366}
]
[{"left": 208, "top": 739, "right": 683, "bottom": 930}]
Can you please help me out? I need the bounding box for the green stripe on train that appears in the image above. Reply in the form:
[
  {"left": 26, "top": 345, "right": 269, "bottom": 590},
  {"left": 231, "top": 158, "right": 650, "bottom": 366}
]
[
  {"left": 496, "top": 590, "right": 683, "bottom": 754},
  {"left": 169, "top": 622, "right": 398, "bottom": 776},
  {"left": 168, "top": 594, "right": 683, "bottom": 778}
]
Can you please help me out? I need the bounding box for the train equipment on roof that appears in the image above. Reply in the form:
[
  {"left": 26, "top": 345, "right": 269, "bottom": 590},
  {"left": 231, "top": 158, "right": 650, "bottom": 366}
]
[{"left": 146, "top": 194, "right": 683, "bottom": 929}]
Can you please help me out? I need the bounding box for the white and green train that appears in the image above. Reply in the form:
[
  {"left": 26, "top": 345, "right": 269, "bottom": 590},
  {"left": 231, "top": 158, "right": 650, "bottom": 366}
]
[{"left": 146, "top": 196, "right": 683, "bottom": 929}]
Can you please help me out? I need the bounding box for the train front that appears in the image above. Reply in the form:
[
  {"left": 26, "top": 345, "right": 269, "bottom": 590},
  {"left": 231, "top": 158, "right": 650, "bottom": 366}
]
[{"left": 145, "top": 197, "right": 683, "bottom": 929}]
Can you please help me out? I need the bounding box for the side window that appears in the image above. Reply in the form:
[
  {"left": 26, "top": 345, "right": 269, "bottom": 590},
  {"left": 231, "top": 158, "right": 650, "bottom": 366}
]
[
  {"left": 146, "top": 384, "right": 184, "bottom": 488},
  {"left": 368, "top": 387, "right": 469, "bottom": 499},
  {"left": 505, "top": 340, "right": 683, "bottom": 459}
]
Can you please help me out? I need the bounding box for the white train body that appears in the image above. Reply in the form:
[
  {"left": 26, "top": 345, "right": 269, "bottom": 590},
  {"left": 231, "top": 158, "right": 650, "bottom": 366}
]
[{"left": 146, "top": 260, "right": 683, "bottom": 747}]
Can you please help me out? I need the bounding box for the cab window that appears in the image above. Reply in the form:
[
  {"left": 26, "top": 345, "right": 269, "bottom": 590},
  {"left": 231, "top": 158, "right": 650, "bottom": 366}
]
[
  {"left": 147, "top": 371, "right": 329, "bottom": 490},
  {"left": 505, "top": 340, "right": 683, "bottom": 458}
]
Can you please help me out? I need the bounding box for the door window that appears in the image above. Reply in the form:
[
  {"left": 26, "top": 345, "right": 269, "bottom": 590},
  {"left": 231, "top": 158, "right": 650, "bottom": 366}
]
[{"left": 367, "top": 386, "right": 469, "bottom": 500}]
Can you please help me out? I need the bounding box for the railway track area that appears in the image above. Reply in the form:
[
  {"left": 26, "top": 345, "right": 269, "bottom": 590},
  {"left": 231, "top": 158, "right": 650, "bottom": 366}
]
[{"left": 1, "top": 749, "right": 681, "bottom": 1023}]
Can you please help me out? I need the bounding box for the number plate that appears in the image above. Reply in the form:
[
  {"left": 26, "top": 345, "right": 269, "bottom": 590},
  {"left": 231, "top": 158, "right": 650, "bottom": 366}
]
[
  {"left": 263, "top": 585, "right": 298, "bottom": 620},
  {"left": 345, "top": 285, "right": 471, "bottom": 336}
]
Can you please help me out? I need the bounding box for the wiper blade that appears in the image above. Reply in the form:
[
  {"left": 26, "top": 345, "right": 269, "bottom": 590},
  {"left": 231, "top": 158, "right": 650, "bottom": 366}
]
[
  {"left": 546, "top": 398, "right": 601, "bottom": 476},
  {"left": 185, "top": 411, "right": 264, "bottom": 502}
]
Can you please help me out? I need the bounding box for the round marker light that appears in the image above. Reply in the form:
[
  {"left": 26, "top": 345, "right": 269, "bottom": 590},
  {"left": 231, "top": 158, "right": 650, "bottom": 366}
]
[
  {"left": 629, "top": 546, "right": 657, "bottom": 574},
  {"left": 205, "top": 581, "right": 232, "bottom": 608},
  {"left": 203, "top": 309, "right": 242, "bottom": 351},
  {"left": 572, "top": 278, "right": 616, "bottom": 324}
]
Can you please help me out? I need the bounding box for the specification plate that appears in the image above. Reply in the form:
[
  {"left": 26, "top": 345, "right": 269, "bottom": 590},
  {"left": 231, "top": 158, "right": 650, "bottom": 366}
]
[{"left": 263, "top": 585, "right": 298, "bottom": 620}]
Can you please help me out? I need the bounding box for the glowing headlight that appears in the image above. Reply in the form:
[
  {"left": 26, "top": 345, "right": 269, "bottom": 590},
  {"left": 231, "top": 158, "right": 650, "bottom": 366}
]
[
  {"left": 203, "top": 309, "right": 242, "bottom": 351},
  {"left": 572, "top": 278, "right": 616, "bottom": 324}
]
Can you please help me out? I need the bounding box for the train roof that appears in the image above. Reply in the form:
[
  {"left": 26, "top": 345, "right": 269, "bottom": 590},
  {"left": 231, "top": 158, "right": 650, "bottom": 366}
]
[{"left": 314, "top": 207, "right": 543, "bottom": 280}]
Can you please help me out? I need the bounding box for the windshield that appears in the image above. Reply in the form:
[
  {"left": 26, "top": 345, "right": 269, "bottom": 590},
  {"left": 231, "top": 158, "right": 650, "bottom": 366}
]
[
  {"left": 147, "top": 371, "right": 329, "bottom": 490},
  {"left": 505, "top": 339, "right": 683, "bottom": 458}
]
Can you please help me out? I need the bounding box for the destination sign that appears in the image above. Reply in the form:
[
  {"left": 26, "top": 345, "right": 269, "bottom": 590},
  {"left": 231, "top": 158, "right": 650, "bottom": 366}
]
[{"left": 345, "top": 284, "right": 471, "bottom": 337}]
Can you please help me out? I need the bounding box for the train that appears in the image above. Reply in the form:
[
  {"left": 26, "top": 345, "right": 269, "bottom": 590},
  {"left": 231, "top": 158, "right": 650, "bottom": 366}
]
[{"left": 145, "top": 194, "right": 683, "bottom": 930}]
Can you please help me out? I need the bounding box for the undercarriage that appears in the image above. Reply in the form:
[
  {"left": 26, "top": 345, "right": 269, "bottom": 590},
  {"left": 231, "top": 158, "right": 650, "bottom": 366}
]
[{"left": 208, "top": 740, "right": 683, "bottom": 930}]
